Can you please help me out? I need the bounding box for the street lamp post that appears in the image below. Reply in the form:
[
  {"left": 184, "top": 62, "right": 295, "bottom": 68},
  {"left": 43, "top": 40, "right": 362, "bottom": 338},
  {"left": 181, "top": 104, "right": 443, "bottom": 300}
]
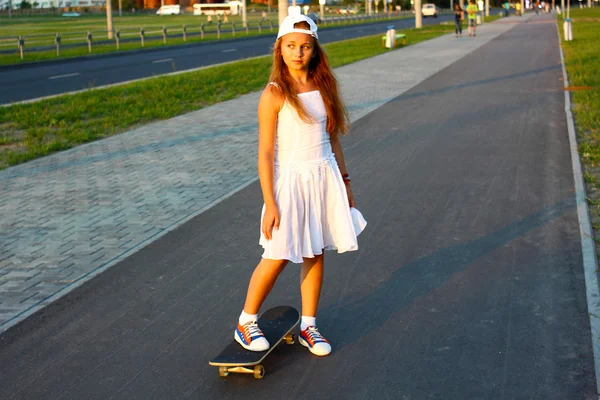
[
  {"left": 319, "top": 0, "right": 325, "bottom": 18},
  {"left": 278, "top": 0, "right": 287, "bottom": 24},
  {"left": 242, "top": 0, "right": 247, "bottom": 27},
  {"left": 106, "top": 0, "right": 114, "bottom": 39},
  {"left": 415, "top": 0, "right": 422, "bottom": 28}
]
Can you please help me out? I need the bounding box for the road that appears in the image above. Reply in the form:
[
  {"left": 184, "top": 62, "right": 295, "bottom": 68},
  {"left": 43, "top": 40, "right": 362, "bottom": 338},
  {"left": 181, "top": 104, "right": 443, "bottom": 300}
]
[
  {"left": 0, "top": 16, "right": 453, "bottom": 105},
  {"left": 0, "top": 14, "right": 595, "bottom": 399}
]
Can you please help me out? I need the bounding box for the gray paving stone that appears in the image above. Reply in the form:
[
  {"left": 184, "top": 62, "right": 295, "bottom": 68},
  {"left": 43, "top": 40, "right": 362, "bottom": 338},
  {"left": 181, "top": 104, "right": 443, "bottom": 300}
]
[{"left": 0, "top": 20, "right": 520, "bottom": 333}]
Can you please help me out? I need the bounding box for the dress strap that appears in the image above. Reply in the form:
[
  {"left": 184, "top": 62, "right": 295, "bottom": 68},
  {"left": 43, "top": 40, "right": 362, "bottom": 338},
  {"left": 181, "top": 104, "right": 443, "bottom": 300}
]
[{"left": 267, "top": 82, "right": 281, "bottom": 90}]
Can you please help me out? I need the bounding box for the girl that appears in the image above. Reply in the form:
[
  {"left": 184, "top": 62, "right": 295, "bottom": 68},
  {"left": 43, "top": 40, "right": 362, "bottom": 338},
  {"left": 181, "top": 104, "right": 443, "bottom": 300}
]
[
  {"left": 454, "top": 3, "right": 463, "bottom": 38},
  {"left": 234, "top": 14, "right": 366, "bottom": 357}
]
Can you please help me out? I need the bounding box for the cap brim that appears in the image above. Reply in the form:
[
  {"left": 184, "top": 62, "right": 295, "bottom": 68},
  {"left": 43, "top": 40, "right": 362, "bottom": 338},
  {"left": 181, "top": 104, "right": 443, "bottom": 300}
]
[{"left": 277, "top": 28, "right": 318, "bottom": 40}]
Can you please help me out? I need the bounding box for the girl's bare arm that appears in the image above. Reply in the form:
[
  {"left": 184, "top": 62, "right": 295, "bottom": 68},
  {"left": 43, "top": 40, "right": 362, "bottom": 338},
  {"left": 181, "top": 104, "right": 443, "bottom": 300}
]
[{"left": 257, "top": 86, "right": 284, "bottom": 239}]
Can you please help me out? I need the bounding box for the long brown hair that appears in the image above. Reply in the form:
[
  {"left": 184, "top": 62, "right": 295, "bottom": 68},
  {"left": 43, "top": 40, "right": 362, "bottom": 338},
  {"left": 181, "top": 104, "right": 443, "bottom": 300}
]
[{"left": 268, "top": 22, "right": 349, "bottom": 136}]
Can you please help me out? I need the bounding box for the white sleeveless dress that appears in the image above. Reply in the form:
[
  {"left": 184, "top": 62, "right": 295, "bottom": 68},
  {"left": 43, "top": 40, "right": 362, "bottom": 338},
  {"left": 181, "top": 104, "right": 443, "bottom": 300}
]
[{"left": 259, "top": 87, "right": 367, "bottom": 263}]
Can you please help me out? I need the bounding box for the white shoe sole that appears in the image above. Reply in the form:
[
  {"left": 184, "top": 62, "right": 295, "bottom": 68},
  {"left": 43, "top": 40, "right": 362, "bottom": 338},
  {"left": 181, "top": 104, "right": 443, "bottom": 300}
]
[
  {"left": 299, "top": 336, "right": 331, "bottom": 356},
  {"left": 234, "top": 331, "right": 269, "bottom": 352}
]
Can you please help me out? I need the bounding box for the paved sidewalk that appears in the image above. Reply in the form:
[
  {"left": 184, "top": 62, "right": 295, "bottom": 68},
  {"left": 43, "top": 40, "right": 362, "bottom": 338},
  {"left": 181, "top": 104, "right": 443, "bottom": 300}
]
[{"left": 0, "top": 16, "right": 525, "bottom": 333}]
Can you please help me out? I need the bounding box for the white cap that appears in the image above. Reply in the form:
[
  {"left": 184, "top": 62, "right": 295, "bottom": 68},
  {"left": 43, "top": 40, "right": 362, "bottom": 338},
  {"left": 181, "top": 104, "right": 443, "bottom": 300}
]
[{"left": 276, "top": 14, "right": 319, "bottom": 41}]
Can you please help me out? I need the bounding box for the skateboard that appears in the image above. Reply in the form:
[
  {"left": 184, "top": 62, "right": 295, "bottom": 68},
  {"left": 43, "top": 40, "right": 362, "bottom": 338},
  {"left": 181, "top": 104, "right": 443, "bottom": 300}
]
[{"left": 209, "top": 306, "right": 300, "bottom": 379}]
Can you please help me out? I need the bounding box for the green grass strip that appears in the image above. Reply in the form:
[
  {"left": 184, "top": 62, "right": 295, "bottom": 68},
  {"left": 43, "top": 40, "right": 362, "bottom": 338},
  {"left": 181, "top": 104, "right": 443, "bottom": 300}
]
[
  {"left": 0, "top": 22, "right": 475, "bottom": 169},
  {"left": 558, "top": 8, "right": 600, "bottom": 238}
]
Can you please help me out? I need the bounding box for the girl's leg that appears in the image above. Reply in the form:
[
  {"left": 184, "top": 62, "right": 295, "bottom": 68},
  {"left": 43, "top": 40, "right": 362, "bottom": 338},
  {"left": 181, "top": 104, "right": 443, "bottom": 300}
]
[
  {"left": 235, "top": 258, "right": 288, "bottom": 352},
  {"left": 299, "top": 253, "right": 331, "bottom": 356},
  {"left": 300, "top": 253, "right": 324, "bottom": 317},
  {"left": 243, "top": 258, "right": 288, "bottom": 314}
]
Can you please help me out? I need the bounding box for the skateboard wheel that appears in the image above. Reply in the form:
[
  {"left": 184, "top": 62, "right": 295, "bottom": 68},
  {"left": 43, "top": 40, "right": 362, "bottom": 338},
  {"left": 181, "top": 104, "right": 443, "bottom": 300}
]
[
  {"left": 218, "top": 366, "right": 229, "bottom": 377},
  {"left": 253, "top": 365, "right": 265, "bottom": 379},
  {"left": 285, "top": 333, "right": 296, "bottom": 345}
]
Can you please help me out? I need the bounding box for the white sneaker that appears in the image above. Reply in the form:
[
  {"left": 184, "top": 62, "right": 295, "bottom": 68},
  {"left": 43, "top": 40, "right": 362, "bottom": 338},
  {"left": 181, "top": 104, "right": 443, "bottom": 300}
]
[
  {"left": 234, "top": 321, "right": 270, "bottom": 351},
  {"left": 299, "top": 326, "right": 331, "bottom": 356}
]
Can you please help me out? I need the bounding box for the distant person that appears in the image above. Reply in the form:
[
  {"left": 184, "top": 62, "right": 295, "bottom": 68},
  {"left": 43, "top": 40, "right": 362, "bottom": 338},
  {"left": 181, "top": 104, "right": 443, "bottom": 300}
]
[
  {"left": 466, "top": 0, "right": 478, "bottom": 36},
  {"left": 231, "top": 15, "right": 366, "bottom": 357},
  {"left": 207, "top": 14, "right": 213, "bottom": 24},
  {"left": 515, "top": 1, "right": 521, "bottom": 16},
  {"left": 223, "top": 13, "right": 228, "bottom": 23},
  {"left": 503, "top": 1, "right": 510, "bottom": 16},
  {"left": 262, "top": 10, "right": 267, "bottom": 20},
  {"left": 453, "top": 3, "right": 463, "bottom": 37},
  {"left": 535, "top": 0, "right": 540, "bottom": 14}
]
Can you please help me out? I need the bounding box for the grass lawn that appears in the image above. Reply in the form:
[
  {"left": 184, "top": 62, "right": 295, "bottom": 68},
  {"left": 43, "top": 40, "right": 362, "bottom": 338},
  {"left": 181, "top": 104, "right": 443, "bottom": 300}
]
[
  {"left": 0, "top": 11, "right": 412, "bottom": 65},
  {"left": 0, "top": 21, "right": 470, "bottom": 169},
  {"left": 558, "top": 8, "right": 600, "bottom": 242}
]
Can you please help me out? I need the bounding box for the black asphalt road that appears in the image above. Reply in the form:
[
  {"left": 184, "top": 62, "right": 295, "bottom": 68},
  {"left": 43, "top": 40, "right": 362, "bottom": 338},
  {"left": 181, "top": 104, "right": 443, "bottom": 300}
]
[
  {"left": 0, "top": 16, "right": 452, "bottom": 105},
  {"left": 0, "top": 17, "right": 595, "bottom": 399}
]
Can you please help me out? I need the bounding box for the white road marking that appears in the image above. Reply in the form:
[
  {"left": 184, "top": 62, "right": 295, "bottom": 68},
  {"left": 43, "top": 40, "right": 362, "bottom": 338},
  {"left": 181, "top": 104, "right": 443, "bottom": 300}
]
[
  {"left": 152, "top": 58, "right": 173, "bottom": 64},
  {"left": 3, "top": 55, "right": 268, "bottom": 108},
  {"left": 222, "top": 49, "right": 236, "bottom": 53},
  {"left": 48, "top": 72, "right": 80, "bottom": 80}
]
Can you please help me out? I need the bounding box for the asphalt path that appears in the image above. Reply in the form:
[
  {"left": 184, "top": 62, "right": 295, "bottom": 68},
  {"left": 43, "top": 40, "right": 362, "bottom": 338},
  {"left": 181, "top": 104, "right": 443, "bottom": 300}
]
[
  {"left": 0, "top": 16, "right": 452, "bottom": 105},
  {"left": 1, "top": 16, "right": 595, "bottom": 399}
]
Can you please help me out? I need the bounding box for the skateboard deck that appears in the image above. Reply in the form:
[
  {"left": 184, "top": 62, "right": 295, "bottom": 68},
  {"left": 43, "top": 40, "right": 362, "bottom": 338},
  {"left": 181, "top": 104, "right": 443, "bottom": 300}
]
[{"left": 209, "top": 306, "right": 300, "bottom": 379}]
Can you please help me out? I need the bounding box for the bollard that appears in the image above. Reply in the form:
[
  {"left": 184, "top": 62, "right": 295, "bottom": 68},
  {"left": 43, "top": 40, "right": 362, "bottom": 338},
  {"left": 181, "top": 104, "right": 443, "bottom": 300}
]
[
  {"left": 162, "top": 26, "right": 167, "bottom": 44},
  {"left": 55, "top": 33, "right": 61, "bottom": 56},
  {"left": 232, "top": 21, "right": 236, "bottom": 36},
  {"left": 258, "top": 21, "right": 262, "bottom": 34},
  {"left": 385, "top": 25, "right": 396, "bottom": 48},
  {"left": 200, "top": 23, "right": 205, "bottom": 39},
  {"left": 18, "top": 36, "right": 24, "bottom": 60},
  {"left": 87, "top": 31, "right": 92, "bottom": 53},
  {"left": 269, "top": 20, "right": 273, "bottom": 32},
  {"left": 183, "top": 24, "right": 187, "bottom": 41},
  {"left": 140, "top": 28, "right": 145, "bottom": 47},
  {"left": 563, "top": 18, "right": 573, "bottom": 41},
  {"left": 115, "top": 29, "right": 120, "bottom": 50},
  {"left": 217, "top": 22, "right": 221, "bottom": 39}
]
